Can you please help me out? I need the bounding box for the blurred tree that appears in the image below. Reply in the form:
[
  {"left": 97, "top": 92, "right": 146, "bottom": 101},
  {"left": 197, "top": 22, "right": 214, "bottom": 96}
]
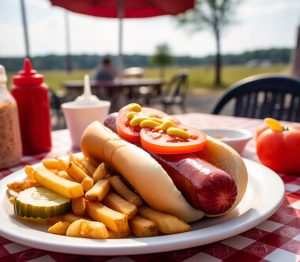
[
  {"left": 177, "top": 0, "right": 241, "bottom": 86},
  {"left": 151, "top": 43, "right": 174, "bottom": 79}
]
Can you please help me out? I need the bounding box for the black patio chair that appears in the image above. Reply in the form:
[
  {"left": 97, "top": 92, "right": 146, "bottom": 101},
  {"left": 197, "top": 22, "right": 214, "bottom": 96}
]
[
  {"left": 211, "top": 75, "right": 300, "bottom": 122},
  {"left": 160, "top": 70, "right": 189, "bottom": 114}
]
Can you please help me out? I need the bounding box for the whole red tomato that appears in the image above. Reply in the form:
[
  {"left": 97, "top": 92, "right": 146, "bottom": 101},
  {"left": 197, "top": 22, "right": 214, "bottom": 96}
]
[{"left": 256, "top": 121, "right": 300, "bottom": 174}]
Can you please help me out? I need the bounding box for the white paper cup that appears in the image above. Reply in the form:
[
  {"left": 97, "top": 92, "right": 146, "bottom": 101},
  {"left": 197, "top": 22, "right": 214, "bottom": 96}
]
[{"left": 62, "top": 101, "right": 110, "bottom": 149}]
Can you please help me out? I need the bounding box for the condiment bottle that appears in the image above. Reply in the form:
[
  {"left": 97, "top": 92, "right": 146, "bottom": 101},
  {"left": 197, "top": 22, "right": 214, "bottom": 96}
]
[
  {"left": 0, "top": 65, "right": 22, "bottom": 169},
  {"left": 62, "top": 75, "right": 111, "bottom": 149},
  {"left": 11, "top": 58, "right": 52, "bottom": 155}
]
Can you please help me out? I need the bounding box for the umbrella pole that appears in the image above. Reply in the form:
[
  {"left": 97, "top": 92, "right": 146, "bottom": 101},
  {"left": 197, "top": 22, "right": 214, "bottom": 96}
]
[
  {"left": 64, "top": 11, "right": 72, "bottom": 73},
  {"left": 118, "top": 0, "right": 124, "bottom": 77},
  {"left": 20, "top": 0, "right": 30, "bottom": 58}
]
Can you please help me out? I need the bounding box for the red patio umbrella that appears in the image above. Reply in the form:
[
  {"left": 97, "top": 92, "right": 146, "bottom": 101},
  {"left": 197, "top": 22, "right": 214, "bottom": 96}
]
[{"left": 50, "top": 0, "right": 195, "bottom": 72}]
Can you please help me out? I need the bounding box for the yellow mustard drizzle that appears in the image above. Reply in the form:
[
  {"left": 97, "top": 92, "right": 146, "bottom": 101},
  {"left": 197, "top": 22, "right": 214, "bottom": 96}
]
[{"left": 127, "top": 103, "right": 190, "bottom": 139}]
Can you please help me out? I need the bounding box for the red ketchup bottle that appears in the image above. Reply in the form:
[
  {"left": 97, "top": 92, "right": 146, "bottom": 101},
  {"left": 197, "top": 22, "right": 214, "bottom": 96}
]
[{"left": 11, "top": 58, "right": 52, "bottom": 155}]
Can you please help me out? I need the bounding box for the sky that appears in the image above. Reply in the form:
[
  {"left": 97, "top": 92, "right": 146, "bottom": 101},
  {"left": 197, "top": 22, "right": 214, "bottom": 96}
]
[{"left": 0, "top": 0, "right": 300, "bottom": 58}]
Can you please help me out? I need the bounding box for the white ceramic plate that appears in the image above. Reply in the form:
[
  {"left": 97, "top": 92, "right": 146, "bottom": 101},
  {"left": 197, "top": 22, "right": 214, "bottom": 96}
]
[{"left": 0, "top": 159, "right": 284, "bottom": 256}]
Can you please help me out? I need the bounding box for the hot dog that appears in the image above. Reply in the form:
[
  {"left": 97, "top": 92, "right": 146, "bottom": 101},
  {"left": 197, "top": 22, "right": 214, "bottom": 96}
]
[
  {"left": 104, "top": 113, "right": 238, "bottom": 216},
  {"left": 151, "top": 153, "right": 237, "bottom": 216},
  {"left": 81, "top": 117, "right": 248, "bottom": 222}
]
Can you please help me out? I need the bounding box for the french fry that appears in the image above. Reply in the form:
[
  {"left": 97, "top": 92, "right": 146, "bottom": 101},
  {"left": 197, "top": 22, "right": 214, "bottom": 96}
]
[
  {"left": 7, "top": 180, "right": 40, "bottom": 193},
  {"left": 70, "top": 154, "right": 85, "bottom": 170},
  {"left": 92, "top": 163, "right": 108, "bottom": 182},
  {"left": 85, "top": 179, "right": 110, "bottom": 201},
  {"left": 103, "top": 192, "right": 137, "bottom": 219},
  {"left": 56, "top": 158, "right": 69, "bottom": 170},
  {"left": 86, "top": 201, "right": 129, "bottom": 233},
  {"left": 67, "top": 161, "right": 90, "bottom": 183},
  {"left": 81, "top": 176, "right": 94, "bottom": 192},
  {"left": 48, "top": 221, "right": 70, "bottom": 235},
  {"left": 107, "top": 229, "right": 131, "bottom": 239},
  {"left": 70, "top": 154, "right": 92, "bottom": 176},
  {"left": 24, "top": 165, "right": 35, "bottom": 180},
  {"left": 109, "top": 176, "right": 142, "bottom": 207},
  {"left": 57, "top": 171, "right": 75, "bottom": 181},
  {"left": 138, "top": 206, "right": 191, "bottom": 234},
  {"left": 62, "top": 213, "right": 89, "bottom": 223},
  {"left": 33, "top": 166, "right": 84, "bottom": 198},
  {"left": 42, "top": 158, "right": 64, "bottom": 170},
  {"left": 82, "top": 159, "right": 96, "bottom": 176},
  {"left": 66, "top": 219, "right": 82, "bottom": 237},
  {"left": 72, "top": 197, "right": 86, "bottom": 216},
  {"left": 66, "top": 219, "right": 108, "bottom": 239},
  {"left": 129, "top": 215, "right": 158, "bottom": 237},
  {"left": 83, "top": 221, "right": 109, "bottom": 239},
  {"left": 79, "top": 220, "right": 90, "bottom": 238}
]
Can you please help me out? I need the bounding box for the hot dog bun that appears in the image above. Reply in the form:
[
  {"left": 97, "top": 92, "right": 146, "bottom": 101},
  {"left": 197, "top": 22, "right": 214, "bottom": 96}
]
[{"left": 81, "top": 121, "right": 248, "bottom": 222}]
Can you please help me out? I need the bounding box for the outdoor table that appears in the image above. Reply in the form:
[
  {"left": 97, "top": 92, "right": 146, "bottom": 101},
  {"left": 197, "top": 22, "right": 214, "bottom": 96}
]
[
  {"left": 0, "top": 113, "right": 299, "bottom": 262},
  {"left": 63, "top": 78, "right": 164, "bottom": 112}
]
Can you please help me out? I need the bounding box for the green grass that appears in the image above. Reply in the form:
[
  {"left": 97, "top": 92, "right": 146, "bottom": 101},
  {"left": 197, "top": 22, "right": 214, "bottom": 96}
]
[
  {"left": 144, "top": 65, "right": 289, "bottom": 89},
  {"left": 42, "top": 70, "right": 92, "bottom": 91},
  {"left": 7, "top": 70, "right": 91, "bottom": 92},
  {"left": 8, "top": 65, "right": 288, "bottom": 92}
]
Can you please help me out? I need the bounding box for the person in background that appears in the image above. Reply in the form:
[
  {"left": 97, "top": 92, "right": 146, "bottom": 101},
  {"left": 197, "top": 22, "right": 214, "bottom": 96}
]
[{"left": 93, "top": 57, "right": 117, "bottom": 81}]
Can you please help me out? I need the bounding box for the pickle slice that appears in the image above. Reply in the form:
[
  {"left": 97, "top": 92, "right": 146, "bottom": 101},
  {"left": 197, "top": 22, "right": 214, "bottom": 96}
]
[{"left": 14, "top": 187, "right": 71, "bottom": 218}]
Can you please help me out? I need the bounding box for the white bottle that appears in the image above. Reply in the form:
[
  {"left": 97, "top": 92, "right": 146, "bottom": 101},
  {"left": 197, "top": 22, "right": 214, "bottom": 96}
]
[{"left": 0, "top": 65, "right": 22, "bottom": 169}]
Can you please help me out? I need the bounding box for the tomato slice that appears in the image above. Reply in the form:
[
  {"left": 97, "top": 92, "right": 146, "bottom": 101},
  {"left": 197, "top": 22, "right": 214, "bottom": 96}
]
[
  {"left": 116, "top": 104, "right": 172, "bottom": 143},
  {"left": 140, "top": 126, "right": 207, "bottom": 154}
]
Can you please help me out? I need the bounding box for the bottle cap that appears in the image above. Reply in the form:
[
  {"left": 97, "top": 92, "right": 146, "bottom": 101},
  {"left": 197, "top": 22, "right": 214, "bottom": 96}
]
[
  {"left": 74, "top": 75, "right": 101, "bottom": 106},
  {"left": 13, "top": 58, "right": 44, "bottom": 86},
  {"left": 0, "top": 65, "right": 7, "bottom": 84}
]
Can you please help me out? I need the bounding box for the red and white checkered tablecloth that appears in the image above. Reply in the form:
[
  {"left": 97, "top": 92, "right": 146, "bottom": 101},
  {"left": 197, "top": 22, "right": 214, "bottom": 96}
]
[{"left": 0, "top": 114, "right": 299, "bottom": 262}]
